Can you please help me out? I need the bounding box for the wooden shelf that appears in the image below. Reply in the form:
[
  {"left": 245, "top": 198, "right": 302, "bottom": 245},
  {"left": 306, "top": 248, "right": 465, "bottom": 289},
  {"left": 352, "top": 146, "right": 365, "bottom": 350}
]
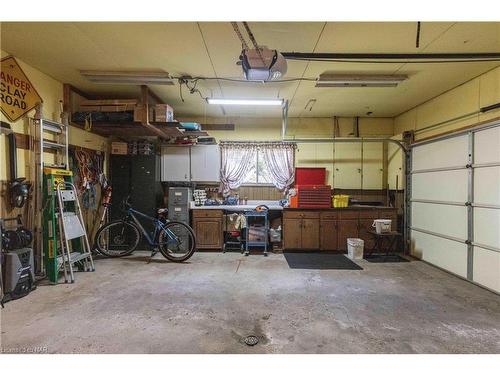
[
  {"left": 65, "top": 85, "right": 209, "bottom": 140},
  {"left": 71, "top": 121, "right": 183, "bottom": 138},
  {"left": 71, "top": 121, "right": 209, "bottom": 139}
]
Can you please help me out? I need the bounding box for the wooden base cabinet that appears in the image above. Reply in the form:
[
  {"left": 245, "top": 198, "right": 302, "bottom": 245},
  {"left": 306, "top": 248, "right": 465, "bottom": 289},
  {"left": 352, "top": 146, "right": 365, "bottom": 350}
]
[
  {"left": 320, "top": 220, "right": 338, "bottom": 250},
  {"left": 284, "top": 208, "right": 397, "bottom": 252},
  {"left": 337, "top": 220, "right": 358, "bottom": 251},
  {"left": 283, "top": 211, "right": 320, "bottom": 250},
  {"left": 192, "top": 210, "right": 223, "bottom": 250},
  {"left": 283, "top": 218, "right": 302, "bottom": 249}
]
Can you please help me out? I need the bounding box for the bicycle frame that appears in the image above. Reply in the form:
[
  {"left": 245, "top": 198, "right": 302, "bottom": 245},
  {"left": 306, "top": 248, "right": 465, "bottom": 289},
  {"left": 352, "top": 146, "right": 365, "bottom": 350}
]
[{"left": 125, "top": 207, "right": 178, "bottom": 247}]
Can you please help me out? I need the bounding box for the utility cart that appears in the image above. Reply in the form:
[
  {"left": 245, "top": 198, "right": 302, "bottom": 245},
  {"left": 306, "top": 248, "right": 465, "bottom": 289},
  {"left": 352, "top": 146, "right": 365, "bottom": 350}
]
[{"left": 244, "top": 210, "right": 269, "bottom": 256}]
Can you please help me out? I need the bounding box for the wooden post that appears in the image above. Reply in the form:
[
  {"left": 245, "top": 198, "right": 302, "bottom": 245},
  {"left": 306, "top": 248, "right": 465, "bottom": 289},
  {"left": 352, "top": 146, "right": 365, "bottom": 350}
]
[{"left": 139, "top": 85, "right": 172, "bottom": 139}]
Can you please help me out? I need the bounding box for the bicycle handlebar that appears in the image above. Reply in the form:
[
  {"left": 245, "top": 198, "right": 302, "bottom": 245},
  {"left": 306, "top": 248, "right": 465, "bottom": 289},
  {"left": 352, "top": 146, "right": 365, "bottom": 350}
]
[{"left": 122, "top": 195, "right": 132, "bottom": 211}]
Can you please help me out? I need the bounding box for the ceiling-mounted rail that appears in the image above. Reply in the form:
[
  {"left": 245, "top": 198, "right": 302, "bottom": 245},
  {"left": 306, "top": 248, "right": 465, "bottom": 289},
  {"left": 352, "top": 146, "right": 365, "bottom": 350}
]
[{"left": 281, "top": 52, "right": 500, "bottom": 62}]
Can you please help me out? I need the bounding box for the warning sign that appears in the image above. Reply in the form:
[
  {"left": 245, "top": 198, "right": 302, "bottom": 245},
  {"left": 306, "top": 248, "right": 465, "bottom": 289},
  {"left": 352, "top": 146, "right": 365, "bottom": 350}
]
[{"left": 1, "top": 55, "right": 42, "bottom": 122}]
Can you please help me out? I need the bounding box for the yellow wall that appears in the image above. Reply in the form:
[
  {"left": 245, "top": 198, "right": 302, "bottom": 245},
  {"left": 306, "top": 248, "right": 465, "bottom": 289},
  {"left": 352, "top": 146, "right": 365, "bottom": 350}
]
[
  {"left": 0, "top": 50, "right": 108, "bottom": 181},
  {"left": 394, "top": 66, "right": 500, "bottom": 140},
  {"left": 178, "top": 116, "right": 395, "bottom": 188}
]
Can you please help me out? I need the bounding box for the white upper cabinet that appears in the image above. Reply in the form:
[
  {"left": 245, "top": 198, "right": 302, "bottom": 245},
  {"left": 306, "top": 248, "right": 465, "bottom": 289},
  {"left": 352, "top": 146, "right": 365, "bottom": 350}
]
[
  {"left": 161, "top": 146, "right": 191, "bottom": 181},
  {"left": 362, "top": 142, "right": 384, "bottom": 189},
  {"left": 190, "top": 145, "right": 220, "bottom": 182},
  {"left": 160, "top": 144, "right": 220, "bottom": 182},
  {"left": 334, "top": 143, "right": 362, "bottom": 189}
]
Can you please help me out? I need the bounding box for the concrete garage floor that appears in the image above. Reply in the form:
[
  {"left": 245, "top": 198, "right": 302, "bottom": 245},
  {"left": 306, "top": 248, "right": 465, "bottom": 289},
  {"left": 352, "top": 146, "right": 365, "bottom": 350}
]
[{"left": 1, "top": 251, "right": 499, "bottom": 354}]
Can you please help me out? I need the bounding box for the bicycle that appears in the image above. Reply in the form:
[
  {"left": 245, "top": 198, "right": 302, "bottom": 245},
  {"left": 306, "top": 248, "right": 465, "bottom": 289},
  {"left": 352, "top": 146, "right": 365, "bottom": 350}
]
[{"left": 94, "top": 198, "right": 196, "bottom": 262}]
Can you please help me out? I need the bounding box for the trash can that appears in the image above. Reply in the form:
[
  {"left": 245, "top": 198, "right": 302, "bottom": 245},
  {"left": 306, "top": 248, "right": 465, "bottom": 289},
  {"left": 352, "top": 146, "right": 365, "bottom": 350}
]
[{"left": 347, "top": 238, "right": 364, "bottom": 260}]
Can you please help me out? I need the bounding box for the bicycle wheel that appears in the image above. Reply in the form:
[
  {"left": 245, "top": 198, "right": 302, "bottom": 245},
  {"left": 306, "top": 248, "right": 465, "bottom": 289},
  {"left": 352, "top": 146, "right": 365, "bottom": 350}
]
[
  {"left": 94, "top": 220, "right": 141, "bottom": 257},
  {"left": 158, "top": 221, "right": 196, "bottom": 262}
]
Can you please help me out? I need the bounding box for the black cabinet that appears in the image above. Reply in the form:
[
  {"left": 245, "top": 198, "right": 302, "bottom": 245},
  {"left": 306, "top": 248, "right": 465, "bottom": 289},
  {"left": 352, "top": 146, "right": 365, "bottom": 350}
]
[{"left": 110, "top": 155, "right": 163, "bottom": 246}]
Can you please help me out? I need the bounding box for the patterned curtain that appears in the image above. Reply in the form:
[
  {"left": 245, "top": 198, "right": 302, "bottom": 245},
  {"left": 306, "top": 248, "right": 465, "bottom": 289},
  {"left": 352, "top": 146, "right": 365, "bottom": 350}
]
[
  {"left": 260, "top": 142, "right": 297, "bottom": 191},
  {"left": 219, "top": 143, "right": 257, "bottom": 196}
]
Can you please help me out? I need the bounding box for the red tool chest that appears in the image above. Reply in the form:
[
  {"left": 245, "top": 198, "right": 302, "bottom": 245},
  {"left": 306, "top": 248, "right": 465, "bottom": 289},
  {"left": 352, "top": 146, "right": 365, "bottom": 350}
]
[{"left": 290, "top": 185, "right": 332, "bottom": 208}]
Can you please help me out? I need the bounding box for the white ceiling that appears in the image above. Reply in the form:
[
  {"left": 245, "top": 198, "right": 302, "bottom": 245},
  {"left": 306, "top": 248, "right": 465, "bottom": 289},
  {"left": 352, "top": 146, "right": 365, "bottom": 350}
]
[{"left": 1, "top": 22, "right": 499, "bottom": 118}]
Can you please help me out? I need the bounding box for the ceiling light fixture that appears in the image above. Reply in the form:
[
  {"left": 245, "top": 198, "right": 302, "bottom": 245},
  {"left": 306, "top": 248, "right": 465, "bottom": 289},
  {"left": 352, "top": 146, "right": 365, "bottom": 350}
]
[
  {"left": 207, "top": 98, "right": 284, "bottom": 106},
  {"left": 80, "top": 70, "right": 174, "bottom": 85},
  {"left": 316, "top": 74, "right": 408, "bottom": 88}
]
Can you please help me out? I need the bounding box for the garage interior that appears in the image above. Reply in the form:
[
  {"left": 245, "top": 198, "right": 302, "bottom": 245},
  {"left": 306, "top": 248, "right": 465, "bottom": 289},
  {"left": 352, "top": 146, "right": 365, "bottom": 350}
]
[{"left": 1, "top": 20, "right": 499, "bottom": 355}]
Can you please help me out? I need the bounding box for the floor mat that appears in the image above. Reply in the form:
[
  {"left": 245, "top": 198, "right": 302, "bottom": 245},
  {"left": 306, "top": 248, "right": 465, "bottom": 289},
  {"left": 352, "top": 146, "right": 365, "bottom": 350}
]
[
  {"left": 284, "top": 251, "right": 363, "bottom": 270},
  {"left": 364, "top": 253, "right": 410, "bottom": 263}
]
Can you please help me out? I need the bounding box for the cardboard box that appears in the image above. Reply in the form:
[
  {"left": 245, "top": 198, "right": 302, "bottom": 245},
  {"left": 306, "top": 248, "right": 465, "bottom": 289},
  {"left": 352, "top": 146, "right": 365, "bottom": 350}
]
[
  {"left": 134, "top": 105, "right": 155, "bottom": 122},
  {"left": 154, "top": 104, "right": 174, "bottom": 122},
  {"left": 248, "top": 225, "right": 267, "bottom": 242},
  {"left": 111, "top": 142, "right": 128, "bottom": 155}
]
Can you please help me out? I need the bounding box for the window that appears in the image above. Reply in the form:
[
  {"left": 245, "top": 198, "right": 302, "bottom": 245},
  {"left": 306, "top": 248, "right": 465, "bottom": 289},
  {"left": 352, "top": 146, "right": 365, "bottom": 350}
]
[{"left": 243, "top": 149, "right": 272, "bottom": 184}]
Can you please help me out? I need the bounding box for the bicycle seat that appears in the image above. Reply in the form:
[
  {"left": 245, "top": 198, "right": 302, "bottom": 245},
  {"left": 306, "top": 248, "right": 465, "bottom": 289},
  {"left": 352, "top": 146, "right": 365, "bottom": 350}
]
[{"left": 157, "top": 208, "right": 168, "bottom": 214}]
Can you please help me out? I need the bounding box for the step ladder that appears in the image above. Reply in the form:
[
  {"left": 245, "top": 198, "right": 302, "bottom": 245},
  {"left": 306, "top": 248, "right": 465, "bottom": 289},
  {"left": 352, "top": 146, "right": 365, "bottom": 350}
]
[{"left": 56, "top": 182, "right": 95, "bottom": 283}]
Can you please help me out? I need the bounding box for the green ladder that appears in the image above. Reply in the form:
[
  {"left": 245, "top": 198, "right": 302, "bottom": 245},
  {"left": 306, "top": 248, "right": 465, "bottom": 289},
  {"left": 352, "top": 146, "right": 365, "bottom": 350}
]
[{"left": 42, "top": 168, "right": 94, "bottom": 283}]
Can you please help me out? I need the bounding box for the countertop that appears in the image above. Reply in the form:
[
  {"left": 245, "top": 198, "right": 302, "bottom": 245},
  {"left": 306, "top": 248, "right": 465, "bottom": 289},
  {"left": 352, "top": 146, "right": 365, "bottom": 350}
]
[
  {"left": 190, "top": 200, "right": 283, "bottom": 211},
  {"left": 190, "top": 201, "right": 396, "bottom": 211},
  {"left": 283, "top": 205, "right": 397, "bottom": 211}
]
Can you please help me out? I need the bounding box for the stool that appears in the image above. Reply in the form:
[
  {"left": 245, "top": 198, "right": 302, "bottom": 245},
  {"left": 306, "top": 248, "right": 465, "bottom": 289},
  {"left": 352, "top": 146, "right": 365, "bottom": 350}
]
[{"left": 367, "top": 230, "right": 402, "bottom": 257}]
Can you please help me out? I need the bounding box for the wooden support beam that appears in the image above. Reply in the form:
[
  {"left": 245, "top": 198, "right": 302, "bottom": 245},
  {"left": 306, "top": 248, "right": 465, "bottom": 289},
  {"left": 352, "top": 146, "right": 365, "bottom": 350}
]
[{"left": 139, "top": 85, "right": 173, "bottom": 140}]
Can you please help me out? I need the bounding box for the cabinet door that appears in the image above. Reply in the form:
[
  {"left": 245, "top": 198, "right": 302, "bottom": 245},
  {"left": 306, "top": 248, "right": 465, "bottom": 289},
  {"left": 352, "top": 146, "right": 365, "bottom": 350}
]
[
  {"left": 193, "top": 218, "right": 222, "bottom": 249},
  {"left": 358, "top": 218, "right": 376, "bottom": 251},
  {"left": 160, "top": 146, "right": 190, "bottom": 181},
  {"left": 334, "top": 143, "right": 362, "bottom": 189},
  {"left": 283, "top": 219, "right": 302, "bottom": 249},
  {"left": 388, "top": 141, "right": 404, "bottom": 190},
  {"left": 337, "top": 219, "right": 359, "bottom": 251},
  {"left": 110, "top": 155, "right": 131, "bottom": 220},
  {"left": 302, "top": 218, "right": 320, "bottom": 249},
  {"left": 362, "top": 142, "right": 384, "bottom": 189},
  {"left": 190, "top": 145, "right": 220, "bottom": 182},
  {"left": 320, "top": 220, "right": 338, "bottom": 250}
]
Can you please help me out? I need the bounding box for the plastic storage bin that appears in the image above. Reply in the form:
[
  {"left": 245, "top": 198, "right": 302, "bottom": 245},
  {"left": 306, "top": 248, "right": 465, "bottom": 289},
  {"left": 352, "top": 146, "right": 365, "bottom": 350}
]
[
  {"left": 372, "top": 219, "right": 392, "bottom": 234},
  {"left": 333, "top": 194, "right": 350, "bottom": 208},
  {"left": 347, "top": 238, "right": 364, "bottom": 260}
]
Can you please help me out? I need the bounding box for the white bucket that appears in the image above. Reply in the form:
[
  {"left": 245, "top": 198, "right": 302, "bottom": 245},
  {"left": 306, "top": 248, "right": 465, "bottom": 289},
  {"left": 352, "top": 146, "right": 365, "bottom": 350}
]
[
  {"left": 347, "top": 238, "right": 364, "bottom": 260},
  {"left": 372, "top": 219, "right": 392, "bottom": 234}
]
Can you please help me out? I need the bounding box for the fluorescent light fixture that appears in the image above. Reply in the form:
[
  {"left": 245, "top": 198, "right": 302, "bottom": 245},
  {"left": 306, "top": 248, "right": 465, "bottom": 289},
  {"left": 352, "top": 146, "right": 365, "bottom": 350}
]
[
  {"left": 316, "top": 74, "right": 407, "bottom": 88},
  {"left": 207, "top": 98, "right": 284, "bottom": 106},
  {"left": 80, "top": 70, "right": 174, "bottom": 85}
]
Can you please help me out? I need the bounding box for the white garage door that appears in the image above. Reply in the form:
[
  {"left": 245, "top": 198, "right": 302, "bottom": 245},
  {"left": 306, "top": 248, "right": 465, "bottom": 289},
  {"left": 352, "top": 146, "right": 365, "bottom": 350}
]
[{"left": 410, "top": 121, "right": 500, "bottom": 293}]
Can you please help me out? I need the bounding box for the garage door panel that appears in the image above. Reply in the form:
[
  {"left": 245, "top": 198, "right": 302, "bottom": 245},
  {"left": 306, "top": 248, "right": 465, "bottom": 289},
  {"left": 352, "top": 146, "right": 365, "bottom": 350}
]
[
  {"left": 474, "top": 207, "right": 500, "bottom": 249},
  {"left": 411, "top": 202, "right": 467, "bottom": 240},
  {"left": 412, "top": 135, "right": 468, "bottom": 171},
  {"left": 411, "top": 230, "right": 468, "bottom": 278},
  {"left": 474, "top": 126, "right": 500, "bottom": 164},
  {"left": 412, "top": 170, "right": 468, "bottom": 202},
  {"left": 473, "top": 246, "right": 500, "bottom": 292},
  {"left": 474, "top": 166, "right": 500, "bottom": 205}
]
